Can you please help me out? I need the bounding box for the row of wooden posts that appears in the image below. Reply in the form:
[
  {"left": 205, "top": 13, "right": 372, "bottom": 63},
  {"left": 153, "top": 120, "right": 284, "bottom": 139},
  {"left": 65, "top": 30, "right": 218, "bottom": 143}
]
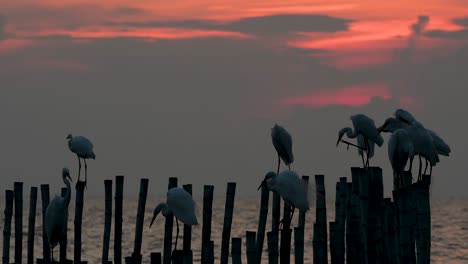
[{"left": 2, "top": 167, "right": 431, "bottom": 264}]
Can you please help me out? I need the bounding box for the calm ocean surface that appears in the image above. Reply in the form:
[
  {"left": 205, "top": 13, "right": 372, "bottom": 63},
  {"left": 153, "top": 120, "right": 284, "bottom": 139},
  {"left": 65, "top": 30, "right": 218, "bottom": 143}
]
[{"left": 1, "top": 196, "right": 467, "bottom": 263}]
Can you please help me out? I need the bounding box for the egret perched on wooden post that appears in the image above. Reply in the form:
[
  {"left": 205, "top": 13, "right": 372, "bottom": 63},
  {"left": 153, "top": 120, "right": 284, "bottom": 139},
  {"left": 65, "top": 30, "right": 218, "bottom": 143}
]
[
  {"left": 336, "top": 114, "right": 384, "bottom": 168},
  {"left": 149, "top": 187, "right": 198, "bottom": 252},
  {"left": 388, "top": 129, "right": 414, "bottom": 188},
  {"left": 45, "top": 167, "right": 73, "bottom": 262},
  {"left": 262, "top": 170, "right": 309, "bottom": 225},
  {"left": 271, "top": 124, "right": 294, "bottom": 176},
  {"left": 66, "top": 134, "right": 95, "bottom": 186}
]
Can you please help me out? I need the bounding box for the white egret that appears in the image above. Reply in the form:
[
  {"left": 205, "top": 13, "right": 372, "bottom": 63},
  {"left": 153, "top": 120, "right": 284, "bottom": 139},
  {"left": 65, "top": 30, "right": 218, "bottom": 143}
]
[
  {"left": 45, "top": 167, "right": 73, "bottom": 261},
  {"left": 271, "top": 124, "right": 294, "bottom": 176},
  {"left": 67, "top": 134, "right": 95, "bottom": 185},
  {"left": 388, "top": 129, "right": 414, "bottom": 188},
  {"left": 263, "top": 170, "right": 309, "bottom": 225},
  {"left": 337, "top": 114, "right": 384, "bottom": 168},
  {"left": 149, "top": 187, "right": 198, "bottom": 251}
]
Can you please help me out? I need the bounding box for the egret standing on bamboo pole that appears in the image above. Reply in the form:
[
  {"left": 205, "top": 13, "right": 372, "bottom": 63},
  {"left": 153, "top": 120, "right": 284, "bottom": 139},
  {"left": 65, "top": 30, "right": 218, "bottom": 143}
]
[
  {"left": 271, "top": 124, "right": 294, "bottom": 176},
  {"left": 67, "top": 134, "right": 95, "bottom": 186},
  {"left": 45, "top": 168, "right": 73, "bottom": 262},
  {"left": 150, "top": 187, "right": 198, "bottom": 252},
  {"left": 336, "top": 114, "right": 384, "bottom": 169},
  {"left": 388, "top": 129, "right": 414, "bottom": 188}
]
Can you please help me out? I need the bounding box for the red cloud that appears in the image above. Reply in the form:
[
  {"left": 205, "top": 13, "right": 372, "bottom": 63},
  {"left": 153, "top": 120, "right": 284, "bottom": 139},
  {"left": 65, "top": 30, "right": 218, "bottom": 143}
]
[{"left": 279, "top": 83, "right": 392, "bottom": 107}]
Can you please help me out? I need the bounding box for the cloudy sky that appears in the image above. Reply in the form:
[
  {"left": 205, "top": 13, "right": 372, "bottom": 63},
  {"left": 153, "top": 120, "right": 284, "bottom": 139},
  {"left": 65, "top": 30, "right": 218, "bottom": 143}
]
[{"left": 1, "top": 0, "right": 467, "bottom": 198}]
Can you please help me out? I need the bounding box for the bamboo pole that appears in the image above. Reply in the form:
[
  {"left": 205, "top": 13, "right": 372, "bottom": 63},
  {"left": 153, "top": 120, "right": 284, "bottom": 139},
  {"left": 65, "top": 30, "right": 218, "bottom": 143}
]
[
  {"left": 182, "top": 184, "right": 193, "bottom": 264},
  {"left": 357, "top": 168, "right": 369, "bottom": 264},
  {"left": 394, "top": 187, "right": 412, "bottom": 263},
  {"left": 74, "top": 180, "right": 86, "bottom": 264},
  {"left": 298, "top": 175, "right": 309, "bottom": 229},
  {"left": 115, "top": 175, "right": 125, "bottom": 264},
  {"left": 150, "top": 253, "right": 161, "bottom": 264},
  {"left": 14, "top": 182, "right": 23, "bottom": 264},
  {"left": 312, "top": 174, "right": 327, "bottom": 264},
  {"left": 2, "top": 190, "right": 13, "bottom": 264},
  {"left": 416, "top": 175, "right": 431, "bottom": 264},
  {"left": 171, "top": 250, "right": 184, "bottom": 264},
  {"left": 246, "top": 231, "right": 257, "bottom": 264},
  {"left": 27, "top": 187, "right": 37, "bottom": 264},
  {"left": 334, "top": 177, "right": 346, "bottom": 264},
  {"left": 59, "top": 187, "right": 71, "bottom": 263},
  {"left": 280, "top": 203, "right": 292, "bottom": 264},
  {"left": 201, "top": 185, "right": 214, "bottom": 262},
  {"left": 329, "top": 222, "right": 337, "bottom": 264},
  {"left": 347, "top": 169, "right": 361, "bottom": 264},
  {"left": 368, "top": 167, "right": 384, "bottom": 263},
  {"left": 294, "top": 227, "right": 304, "bottom": 264},
  {"left": 163, "top": 177, "right": 177, "bottom": 264},
  {"left": 202, "top": 241, "right": 214, "bottom": 264},
  {"left": 132, "top": 178, "right": 149, "bottom": 263},
  {"left": 231, "top": 238, "right": 242, "bottom": 264},
  {"left": 102, "top": 180, "right": 113, "bottom": 264},
  {"left": 221, "top": 182, "right": 236, "bottom": 264},
  {"left": 40, "top": 184, "right": 51, "bottom": 262},
  {"left": 267, "top": 231, "right": 279, "bottom": 264},
  {"left": 256, "top": 173, "right": 271, "bottom": 264}
]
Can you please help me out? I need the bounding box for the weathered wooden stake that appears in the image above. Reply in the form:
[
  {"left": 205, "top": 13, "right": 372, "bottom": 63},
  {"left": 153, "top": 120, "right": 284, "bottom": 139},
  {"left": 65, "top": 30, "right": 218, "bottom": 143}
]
[
  {"left": 267, "top": 231, "right": 279, "bottom": 264},
  {"left": 394, "top": 186, "right": 412, "bottom": 263},
  {"left": 313, "top": 174, "right": 327, "bottom": 264},
  {"left": 231, "top": 237, "right": 242, "bottom": 264},
  {"left": 102, "top": 180, "right": 113, "bottom": 264},
  {"left": 14, "top": 182, "right": 23, "bottom": 264},
  {"left": 163, "top": 177, "right": 177, "bottom": 264},
  {"left": 60, "top": 187, "right": 72, "bottom": 263},
  {"left": 202, "top": 241, "right": 215, "bottom": 264},
  {"left": 256, "top": 176, "right": 270, "bottom": 264},
  {"left": 329, "top": 222, "right": 337, "bottom": 264},
  {"left": 334, "top": 177, "right": 347, "bottom": 264},
  {"left": 246, "top": 231, "right": 257, "bottom": 264},
  {"left": 271, "top": 191, "right": 281, "bottom": 234},
  {"left": 74, "top": 180, "right": 86, "bottom": 264},
  {"left": 40, "top": 184, "right": 51, "bottom": 262},
  {"left": 357, "top": 168, "right": 369, "bottom": 264},
  {"left": 294, "top": 227, "right": 304, "bottom": 264},
  {"left": 171, "top": 250, "right": 184, "bottom": 264},
  {"left": 182, "top": 184, "right": 193, "bottom": 264},
  {"left": 347, "top": 171, "right": 361, "bottom": 264},
  {"left": 367, "top": 167, "right": 384, "bottom": 263},
  {"left": 221, "top": 182, "right": 236, "bottom": 264},
  {"left": 201, "top": 185, "right": 214, "bottom": 262},
  {"left": 115, "top": 175, "right": 125, "bottom": 264},
  {"left": 27, "top": 187, "right": 37, "bottom": 264},
  {"left": 2, "top": 190, "right": 13, "bottom": 264},
  {"left": 416, "top": 175, "right": 431, "bottom": 264},
  {"left": 131, "top": 178, "right": 149, "bottom": 263},
  {"left": 150, "top": 252, "right": 161, "bottom": 264}
]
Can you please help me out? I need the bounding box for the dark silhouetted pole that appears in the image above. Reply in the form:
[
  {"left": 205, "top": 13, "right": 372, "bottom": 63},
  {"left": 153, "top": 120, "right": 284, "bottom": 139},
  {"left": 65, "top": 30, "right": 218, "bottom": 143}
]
[
  {"left": 102, "top": 180, "right": 113, "bottom": 264},
  {"left": 329, "top": 222, "right": 337, "bottom": 264},
  {"left": 267, "top": 231, "right": 279, "bottom": 264},
  {"left": 201, "top": 185, "right": 214, "bottom": 262},
  {"left": 335, "top": 177, "right": 347, "bottom": 264},
  {"left": 313, "top": 174, "right": 327, "bottom": 264},
  {"left": 416, "top": 175, "right": 431, "bottom": 264},
  {"left": 150, "top": 253, "right": 161, "bottom": 264},
  {"left": 280, "top": 203, "right": 292, "bottom": 264},
  {"left": 220, "top": 182, "right": 236, "bottom": 264},
  {"left": 368, "top": 167, "right": 384, "bottom": 263},
  {"left": 40, "top": 184, "right": 51, "bottom": 263},
  {"left": 231, "top": 238, "right": 242, "bottom": 264},
  {"left": 256, "top": 180, "right": 270, "bottom": 264},
  {"left": 163, "top": 177, "right": 177, "bottom": 264},
  {"left": 60, "top": 187, "right": 70, "bottom": 263},
  {"left": 132, "top": 178, "right": 149, "bottom": 263},
  {"left": 14, "top": 182, "right": 23, "bottom": 264},
  {"left": 2, "top": 190, "right": 14, "bottom": 264},
  {"left": 182, "top": 184, "right": 193, "bottom": 264},
  {"left": 202, "top": 241, "right": 214, "bottom": 264},
  {"left": 294, "top": 227, "right": 304, "bottom": 264},
  {"left": 246, "top": 231, "right": 257, "bottom": 264},
  {"left": 74, "top": 181, "right": 86, "bottom": 264},
  {"left": 27, "top": 187, "right": 37, "bottom": 264},
  {"left": 357, "top": 168, "right": 369, "bottom": 264},
  {"left": 114, "top": 176, "right": 124, "bottom": 264}
]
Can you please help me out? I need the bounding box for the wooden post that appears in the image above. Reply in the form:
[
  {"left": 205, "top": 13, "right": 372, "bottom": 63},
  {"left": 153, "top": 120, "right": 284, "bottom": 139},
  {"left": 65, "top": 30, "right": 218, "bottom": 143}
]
[
  {"left": 246, "top": 231, "right": 257, "bottom": 264},
  {"left": 115, "top": 175, "right": 125, "bottom": 264},
  {"left": 329, "top": 222, "right": 337, "bottom": 264},
  {"left": 26, "top": 187, "right": 37, "bottom": 264},
  {"left": 163, "top": 177, "right": 177, "bottom": 264},
  {"left": 267, "top": 231, "right": 279, "bottom": 264},
  {"left": 59, "top": 187, "right": 71, "bottom": 263},
  {"left": 394, "top": 187, "right": 412, "bottom": 264},
  {"left": 171, "top": 250, "right": 184, "bottom": 264},
  {"left": 415, "top": 175, "right": 431, "bottom": 264},
  {"left": 150, "top": 253, "right": 161, "bottom": 264},
  {"left": 201, "top": 185, "right": 214, "bottom": 262},
  {"left": 272, "top": 190, "right": 281, "bottom": 234},
  {"left": 382, "top": 198, "right": 397, "bottom": 264},
  {"left": 367, "top": 167, "right": 384, "bottom": 263},
  {"left": 74, "top": 181, "right": 86, "bottom": 264},
  {"left": 231, "top": 238, "right": 242, "bottom": 264},
  {"left": 14, "top": 182, "right": 23, "bottom": 264},
  {"left": 357, "top": 168, "right": 369, "bottom": 264},
  {"left": 298, "top": 175, "right": 309, "bottom": 229},
  {"left": 313, "top": 174, "right": 327, "bottom": 264},
  {"left": 131, "top": 178, "right": 149, "bottom": 264},
  {"left": 103, "top": 180, "right": 113, "bottom": 264},
  {"left": 202, "top": 241, "right": 214, "bottom": 264},
  {"left": 256, "top": 175, "right": 271, "bottom": 264},
  {"left": 294, "top": 227, "right": 304, "bottom": 264},
  {"left": 182, "top": 184, "right": 193, "bottom": 264},
  {"left": 334, "top": 177, "right": 346, "bottom": 264},
  {"left": 347, "top": 170, "right": 361, "bottom": 264},
  {"left": 2, "top": 190, "right": 13, "bottom": 264},
  {"left": 280, "top": 203, "right": 292, "bottom": 264},
  {"left": 220, "top": 182, "right": 236, "bottom": 264},
  {"left": 40, "top": 184, "right": 51, "bottom": 262}
]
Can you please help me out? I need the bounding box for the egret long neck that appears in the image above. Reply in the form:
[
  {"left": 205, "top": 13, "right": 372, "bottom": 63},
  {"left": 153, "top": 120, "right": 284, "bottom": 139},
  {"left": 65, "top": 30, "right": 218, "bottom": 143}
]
[
  {"left": 345, "top": 127, "right": 357, "bottom": 138},
  {"left": 63, "top": 178, "right": 71, "bottom": 207}
]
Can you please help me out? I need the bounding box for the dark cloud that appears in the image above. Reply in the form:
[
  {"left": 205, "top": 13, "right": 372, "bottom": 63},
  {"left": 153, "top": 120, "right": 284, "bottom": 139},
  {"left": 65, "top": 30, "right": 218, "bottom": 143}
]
[
  {"left": 106, "top": 14, "right": 352, "bottom": 36},
  {"left": 453, "top": 17, "right": 468, "bottom": 28},
  {"left": 425, "top": 29, "right": 468, "bottom": 39},
  {"left": 410, "top": 15, "right": 430, "bottom": 35},
  {"left": 113, "top": 7, "right": 147, "bottom": 16}
]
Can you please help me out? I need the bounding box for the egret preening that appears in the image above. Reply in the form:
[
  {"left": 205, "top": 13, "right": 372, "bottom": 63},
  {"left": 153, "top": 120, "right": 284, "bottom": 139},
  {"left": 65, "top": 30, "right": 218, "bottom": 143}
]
[
  {"left": 271, "top": 124, "right": 294, "bottom": 176},
  {"left": 337, "top": 114, "right": 384, "bottom": 168},
  {"left": 67, "top": 134, "right": 95, "bottom": 186},
  {"left": 263, "top": 170, "right": 309, "bottom": 225},
  {"left": 388, "top": 129, "right": 414, "bottom": 188},
  {"left": 149, "top": 187, "right": 198, "bottom": 251},
  {"left": 45, "top": 168, "right": 73, "bottom": 261}
]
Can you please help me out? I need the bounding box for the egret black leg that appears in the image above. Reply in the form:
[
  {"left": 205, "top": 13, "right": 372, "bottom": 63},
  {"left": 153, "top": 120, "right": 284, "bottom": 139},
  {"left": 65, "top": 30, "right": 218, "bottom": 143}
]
[
  {"left": 289, "top": 206, "right": 296, "bottom": 223},
  {"left": 361, "top": 154, "right": 366, "bottom": 168},
  {"left": 288, "top": 164, "right": 291, "bottom": 171},
  {"left": 84, "top": 159, "right": 88, "bottom": 188},
  {"left": 277, "top": 155, "right": 281, "bottom": 176},
  {"left": 175, "top": 218, "right": 180, "bottom": 251},
  {"left": 423, "top": 159, "right": 428, "bottom": 178},
  {"left": 418, "top": 155, "right": 422, "bottom": 181},
  {"left": 77, "top": 156, "right": 82, "bottom": 181},
  {"left": 365, "top": 138, "right": 370, "bottom": 169},
  {"left": 429, "top": 164, "right": 433, "bottom": 176},
  {"left": 409, "top": 155, "right": 413, "bottom": 172},
  {"left": 279, "top": 217, "right": 284, "bottom": 231}
]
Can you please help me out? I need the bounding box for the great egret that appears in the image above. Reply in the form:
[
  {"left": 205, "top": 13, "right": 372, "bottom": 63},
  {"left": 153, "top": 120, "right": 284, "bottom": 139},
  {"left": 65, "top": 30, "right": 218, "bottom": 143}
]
[
  {"left": 388, "top": 129, "right": 414, "bottom": 188},
  {"left": 263, "top": 170, "right": 309, "bottom": 225},
  {"left": 337, "top": 114, "right": 384, "bottom": 168},
  {"left": 149, "top": 187, "right": 198, "bottom": 251},
  {"left": 67, "top": 134, "right": 95, "bottom": 185},
  {"left": 45, "top": 168, "right": 73, "bottom": 261},
  {"left": 358, "top": 135, "right": 375, "bottom": 168},
  {"left": 271, "top": 124, "right": 294, "bottom": 176}
]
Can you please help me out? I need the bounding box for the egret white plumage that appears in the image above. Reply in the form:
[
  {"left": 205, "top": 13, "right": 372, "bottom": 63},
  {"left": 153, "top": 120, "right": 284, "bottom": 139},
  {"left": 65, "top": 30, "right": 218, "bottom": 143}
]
[
  {"left": 271, "top": 124, "right": 294, "bottom": 176},
  {"left": 388, "top": 129, "right": 414, "bottom": 188},
  {"left": 45, "top": 168, "right": 73, "bottom": 261},
  {"left": 337, "top": 114, "right": 384, "bottom": 168},
  {"left": 263, "top": 170, "right": 309, "bottom": 224},
  {"left": 67, "top": 134, "right": 95, "bottom": 186},
  {"left": 149, "top": 187, "right": 198, "bottom": 251}
]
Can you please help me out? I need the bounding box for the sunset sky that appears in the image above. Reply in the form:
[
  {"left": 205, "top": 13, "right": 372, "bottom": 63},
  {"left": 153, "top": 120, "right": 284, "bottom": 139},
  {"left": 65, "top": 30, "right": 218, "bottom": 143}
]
[{"left": 1, "top": 0, "right": 467, "bottom": 197}]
